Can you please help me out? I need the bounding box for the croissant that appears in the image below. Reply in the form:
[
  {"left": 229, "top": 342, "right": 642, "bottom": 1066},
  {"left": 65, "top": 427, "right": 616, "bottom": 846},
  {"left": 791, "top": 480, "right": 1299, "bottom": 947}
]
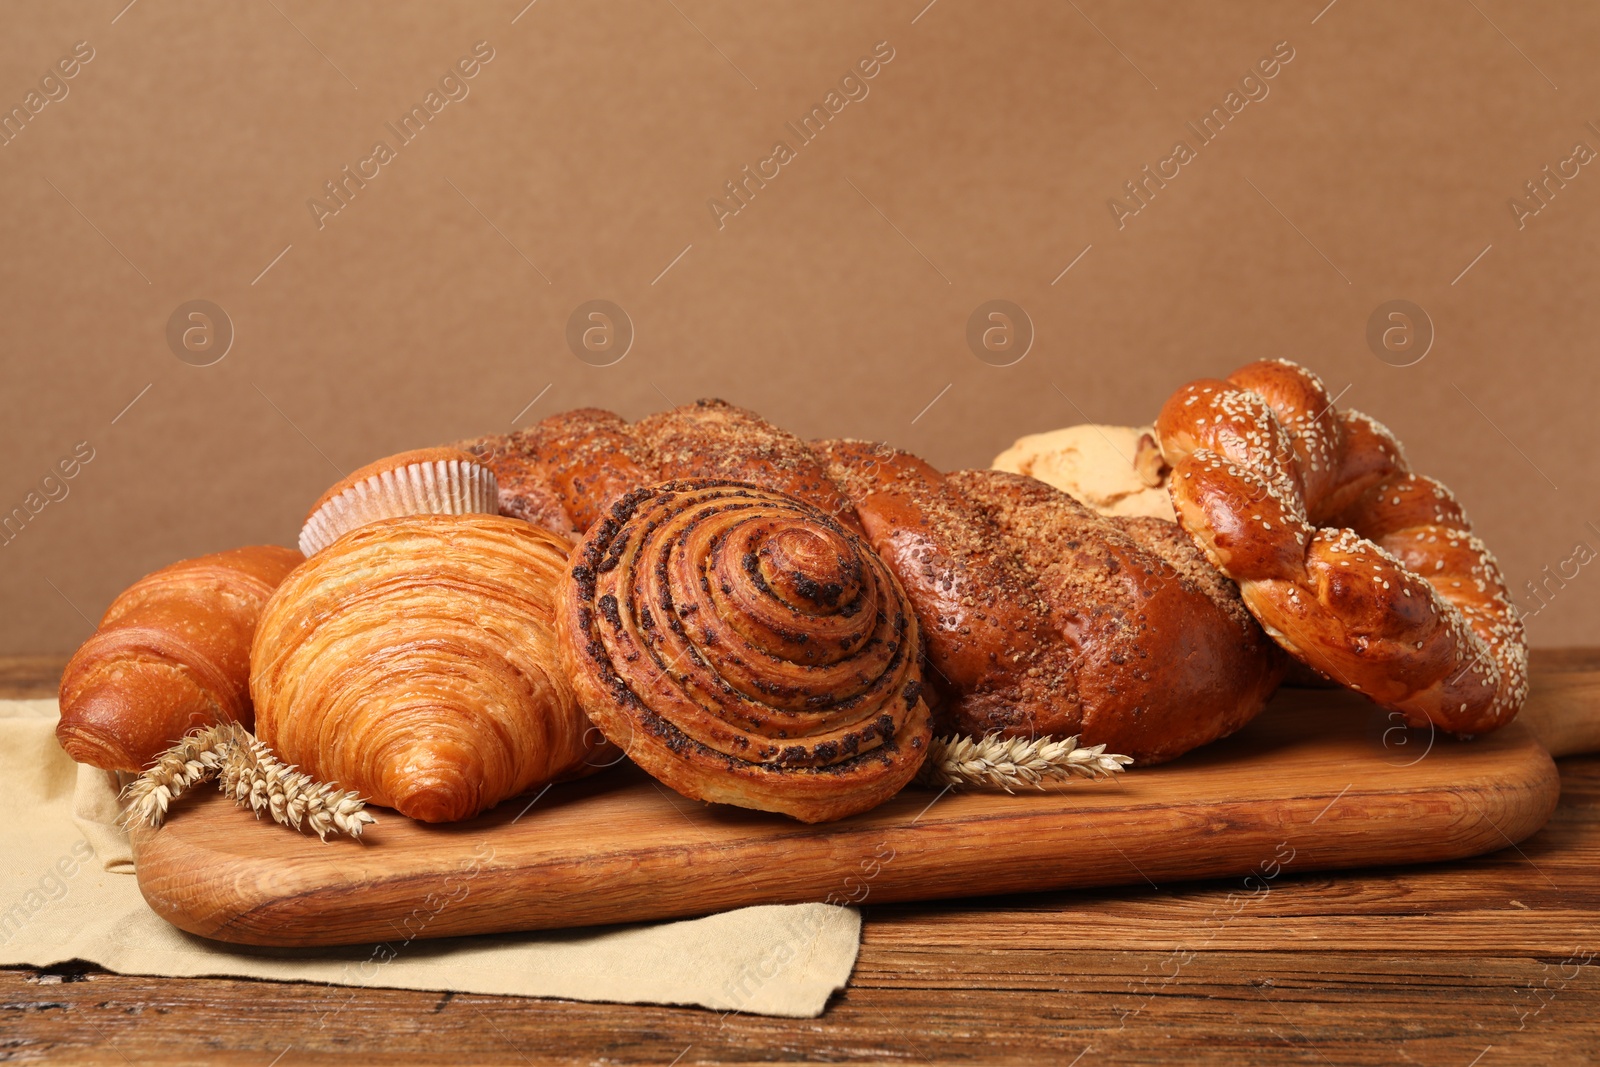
[
  {"left": 558, "top": 480, "right": 932, "bottom": 823},
  {"left": 57, "top": 545, "right": 304, "bottom": 771},
  {"left": 251, "top": 515, "right": 606, "bottom": 823}
]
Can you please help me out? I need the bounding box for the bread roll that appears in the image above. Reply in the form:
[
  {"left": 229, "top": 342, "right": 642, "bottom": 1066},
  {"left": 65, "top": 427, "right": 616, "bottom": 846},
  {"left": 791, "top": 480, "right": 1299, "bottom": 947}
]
[{"left": 57, "top": 545, "right": 303, "bottom": 771}]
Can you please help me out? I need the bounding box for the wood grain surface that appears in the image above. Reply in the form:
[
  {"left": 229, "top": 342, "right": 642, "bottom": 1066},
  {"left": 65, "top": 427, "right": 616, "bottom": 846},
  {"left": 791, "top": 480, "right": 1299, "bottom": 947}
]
[
  {"left": 4, "top": 652, "right": 1597, "bottom": 1064},
  {"left": 131, "top": 683, "right": 1560, "bottom": 947}
]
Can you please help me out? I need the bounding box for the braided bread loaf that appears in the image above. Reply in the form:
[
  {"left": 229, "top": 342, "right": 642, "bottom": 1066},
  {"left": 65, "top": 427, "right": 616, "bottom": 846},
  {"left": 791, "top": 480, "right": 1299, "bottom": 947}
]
[
  {"left": 1156, "top": 359, "right": 1528, "bottom": 735},
  {"left": 818, "top": 441, "right": 1286, "bottom": 764},
  {"left": 458, "top": 400, "right": 858, "bottom": 540},
  {"left": 464, "top": 400, "right": 1285, "bottom": 770}
]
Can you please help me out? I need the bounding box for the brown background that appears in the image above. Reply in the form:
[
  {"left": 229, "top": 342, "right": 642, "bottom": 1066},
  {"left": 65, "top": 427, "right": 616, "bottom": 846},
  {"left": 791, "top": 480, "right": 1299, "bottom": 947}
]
[{"left": 2, "top": 0, "right": 1595, "bottom": 653}]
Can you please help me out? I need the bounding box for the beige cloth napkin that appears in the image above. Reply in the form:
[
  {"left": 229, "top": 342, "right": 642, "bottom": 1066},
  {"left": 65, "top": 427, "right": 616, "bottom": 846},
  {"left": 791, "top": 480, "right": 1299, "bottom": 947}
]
[{"left": 0, "top": 700, "right": 860, "bottom": 1017}]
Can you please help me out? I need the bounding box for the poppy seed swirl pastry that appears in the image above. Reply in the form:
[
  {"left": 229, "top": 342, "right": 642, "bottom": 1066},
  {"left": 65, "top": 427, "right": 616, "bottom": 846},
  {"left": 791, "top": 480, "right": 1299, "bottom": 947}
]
[
  {"left": 557, "top": 480, "right": 932, "bottom": 823},
  {"left": 252, "top": 515, "right": 608, "bottom": 823}
]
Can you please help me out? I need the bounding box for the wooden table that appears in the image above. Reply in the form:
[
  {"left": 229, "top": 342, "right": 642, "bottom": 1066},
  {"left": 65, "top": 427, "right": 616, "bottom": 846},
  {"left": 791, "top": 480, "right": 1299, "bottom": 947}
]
[{"left": 4, "top": 652, "right": 1597, "bottom": 1065}]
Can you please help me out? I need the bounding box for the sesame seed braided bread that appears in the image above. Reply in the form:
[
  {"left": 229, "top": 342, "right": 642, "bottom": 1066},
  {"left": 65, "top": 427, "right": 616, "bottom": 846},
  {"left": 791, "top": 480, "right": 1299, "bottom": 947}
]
[{"left": 1156, "top": 359, "right": 1528, "bottom": 735}]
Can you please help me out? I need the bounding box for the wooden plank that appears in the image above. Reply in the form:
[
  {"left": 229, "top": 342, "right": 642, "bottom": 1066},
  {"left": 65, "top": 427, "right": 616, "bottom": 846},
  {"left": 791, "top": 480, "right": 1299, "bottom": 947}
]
[
  {"left": 2, "top": 756, "right": 1595, "bottom": 1062},
  {"left": 128, "top": 685, "right": 1561, "bottom": 946},
  {"left": 1531, "top": 647, "right": 1600, "bottom": 672},
  {"left": 3, "top": 657, "right": 1596, "bottom": 1064},
  {"left": 2, "top": 938, "right": 1596, "bottom": 1065},
  {"left": 1515, "top": 664, "right": 1600, "bottom": 756}
]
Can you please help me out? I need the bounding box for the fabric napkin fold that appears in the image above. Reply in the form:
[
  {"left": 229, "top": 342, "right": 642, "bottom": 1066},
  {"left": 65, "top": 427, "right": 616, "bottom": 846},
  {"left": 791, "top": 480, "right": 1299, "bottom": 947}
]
[{"left": 0, "top": 699, "right": 860, "bottom": 1017}]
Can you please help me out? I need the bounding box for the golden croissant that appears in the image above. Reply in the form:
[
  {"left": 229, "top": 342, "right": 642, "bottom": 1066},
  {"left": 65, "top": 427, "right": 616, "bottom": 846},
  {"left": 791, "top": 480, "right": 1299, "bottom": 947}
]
[
  {"left": 58, "top": 545, "right": 304, "bottom": 771},
  {"left": 558, "top": 480, "right": 933, "bottom": 823},
  {"left": 251, "top": 515, "right": 607, "bottom": 823}
]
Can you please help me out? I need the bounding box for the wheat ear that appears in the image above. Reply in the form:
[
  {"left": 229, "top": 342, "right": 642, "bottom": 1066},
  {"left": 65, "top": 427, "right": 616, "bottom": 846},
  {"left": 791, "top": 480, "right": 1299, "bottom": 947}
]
[
  {"left": 916, "top": 733, "right": 1133, "bottom": 792},
  {"left": 119, "top": 723, "right": 235, "bottom": 829},
  {"left": 218, "top": 733, "right": 376, "bottom": 841},
  {"left": 120, "top": 724, "right": 375, "bottom": 840}
]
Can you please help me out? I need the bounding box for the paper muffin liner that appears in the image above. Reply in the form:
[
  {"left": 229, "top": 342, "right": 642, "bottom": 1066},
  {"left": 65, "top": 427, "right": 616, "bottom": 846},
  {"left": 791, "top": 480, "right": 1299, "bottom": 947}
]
[{"left": 299, "top": 449, "right": 499, "bottom": 555}]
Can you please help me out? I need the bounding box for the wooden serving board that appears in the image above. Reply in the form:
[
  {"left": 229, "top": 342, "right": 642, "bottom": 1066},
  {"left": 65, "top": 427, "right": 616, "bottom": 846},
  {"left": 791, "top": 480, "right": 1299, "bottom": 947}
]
[{"left": 131, "top": 685, "right": 1563, "bottom": 947}]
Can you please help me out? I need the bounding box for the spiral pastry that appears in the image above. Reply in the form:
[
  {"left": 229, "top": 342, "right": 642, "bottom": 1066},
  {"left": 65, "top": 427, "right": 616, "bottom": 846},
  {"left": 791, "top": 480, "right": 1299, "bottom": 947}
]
[
  {"left": 252, "top": 515, "right": 608, "bottom": 823},
  {"left": 558, "top": 480, "right": 932, "bottom": 823}
]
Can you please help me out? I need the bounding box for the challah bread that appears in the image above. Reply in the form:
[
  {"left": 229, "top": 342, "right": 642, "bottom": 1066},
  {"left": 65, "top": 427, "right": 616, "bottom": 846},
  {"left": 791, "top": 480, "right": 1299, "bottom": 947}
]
[
  {"left": 1156, "top": 358, "right": 1527, "bottom": 735},
  {"left": 57, "top": 545, "right": 304, "bottom": 771},
  {"left": 819, "top": 440, "right": 1286, "bottom": 764},
  {"left": 459, "top": 408, "right": 653, "bottom": 541},
  {"left": 465, "top": 404, "right": 1290, "bottom": 767},
  {"left": 459, "top": 399, "right": 859, "bottom": 541},
  {"left": 814, "top": 440, "right": 1057, "bottom": 725},
  {"left": 633, "top": 399, "right": 865, "bottom": 535}
]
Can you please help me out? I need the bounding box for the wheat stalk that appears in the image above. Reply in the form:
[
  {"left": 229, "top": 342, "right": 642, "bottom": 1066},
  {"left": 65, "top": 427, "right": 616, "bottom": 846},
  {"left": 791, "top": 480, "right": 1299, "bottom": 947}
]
[
  {"left": 121, "top": 724, "right": 375, "bottom": 840},
  {"left": 219, "top": 732, "right": 376, "bottom": 841},
  {"left": 120, "top": 723, "right": 235, "bottom": 827},
  {"left": 916, "top": 732, "right": 1133, "bottom": 792}
]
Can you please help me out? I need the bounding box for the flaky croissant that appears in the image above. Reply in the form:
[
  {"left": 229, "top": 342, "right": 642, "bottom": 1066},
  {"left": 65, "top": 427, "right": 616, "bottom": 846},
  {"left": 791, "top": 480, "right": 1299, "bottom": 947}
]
[
  {"left": 558, "top": 480, "right": 932, "bottom": 823},
  {"left": 251, "top": 515, "right": 607, "bottom": 823},
  {"left": 57, "top": 545, "right": 304, "bottom": 771}
]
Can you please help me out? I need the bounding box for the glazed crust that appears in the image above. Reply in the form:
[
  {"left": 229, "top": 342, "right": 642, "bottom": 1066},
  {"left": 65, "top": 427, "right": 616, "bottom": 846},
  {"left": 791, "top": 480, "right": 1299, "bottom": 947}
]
[
  {"left": 517, "top": 408, "right": 656, "bottom": 535},
  {"left": 633, "top": 400, "right": 865, "bottom": 535},
  {"left": 456, "top": 426, "right": 583, "bottom": 540},
  {"left": 949, "top": 469, "right": 1285, "bottom": 763},
  {"left": 558, "top": 481, "right": 931, "bottom": 823},
  {"left": 1156, "top": 358, "right": 1528, "bottom": 734},
  {"left": 814, "top": 440, "right": 1060, "bottom": 726},
  {"left": 460, "top": 400, "right": 863, "bottom": 539},
  {"left": 57, "top": 545, "right": 304, "bottom": 771},
  {"left": 252, "top": 515, "right": 608, "bottom": 823},
  {"left": 819, "top": 441, "right": 1284, "bottom": 764}
]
